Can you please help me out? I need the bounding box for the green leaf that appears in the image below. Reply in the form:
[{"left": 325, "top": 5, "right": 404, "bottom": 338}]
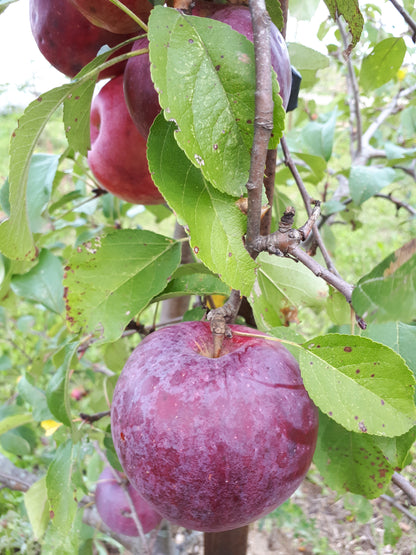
[
  {"left": 360, "top": 37, "right": 406, "bottom": 91},
  {"left": 361, "top": 322, "right": 416, "bottom": 378},
  {"left": 286, "top": 43, "right": 329, "bottom": 88},
  {"left": 47, "top": 341, "right": 79, "bottom": 428},
  {"left": 0, "top": 413, "right": 33, "bottom": 435},
  {"left": 349, "top": 166, "right": 396, "bottom": 205},
  {"left": 26, "top": 154, "right": 59, "bottom": 233},
  {"left": 24, "top": 477, "right": 50, "bottom": 540},
  {"left": 0, "top": 83, "right": 74, "bottom": 260},
  {"left": 302, "top": 109, "right": 337, "bottom": 161},
  {"left": 250, "top": 253, "right": 328, "bottom": 330},
  {"left": 293, "top": 152, "right": 327, "bottom": 184},
  {"left": 0, "top": 0, "right": 18, "bottom": 15},
  {"left": 265, "top": 0, "right": 283, "bottom": 31},
  {"left": 17, "top": 375, "right": 55, "bottom": 422},
  {"left": 324, "top": 0, "right": 364, "bottom": 55},
  {"left": 300, "top": 334, "right": 416, "bottom": 437},
  {"left": 314, "top": 412, "right": 395, "bottom": 498},
  {"left": 289, "top": 0, "right": 320, "bottom": 20},
  {"left": 11, "top": 249, "right": 65, "bottom": 314},
  {"left": 147, "top": 115, "right": 257, "bottom": 296},
  {"left": 64, "top": 229, "right": 181, "bottom": 341},
  {"left": 153, "top": 263, "right": 231, "bottom": 302},
  {"left": 148, "top": 6, "right": 285, "bottom": 196},
  {"left": 46, "top": 440, "right": 77, "bottom": 536},
  {"left": 352, "top": 240, "right": 416, "bottom": 324},
  {"left": 383, "top": 515, "right": 402, "bottom": 547}
]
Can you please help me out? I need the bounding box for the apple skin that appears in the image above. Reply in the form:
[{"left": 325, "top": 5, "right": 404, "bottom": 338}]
[
  {"left": 124, "top": 4, "right": 292, "bottom": 138},
  {"left": 95, "top": 467, "right": 162, "bottom": 536},
  {"left": 29, "top": 0, "right": 135, "bottom": 78},
  {"left": 70, "top": 0, "right": 153, "bottom": 34},
  {"left": 88, "top": 75, "right": 165, "bottom": 205},
  {"left": 210, "top": 5, "right": 292, "bottom": 109},
  {"left": 111, "top": 321, "right": 318, "bottom": 532}
]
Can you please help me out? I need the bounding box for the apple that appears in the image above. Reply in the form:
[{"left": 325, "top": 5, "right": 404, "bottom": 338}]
[
  {"left": 29, "top": 0, "right": 136, "bottom": 78},
  {"left": 95, "top": 467, "right": 162, "bottom": 536},
  {"left": 111, "top": 321, "right": 318, "bottom": 532},
  {"left": 70, "top": 0, "right": 153, "bottom": 34},
  {"left": 210, "top": 5, "right": 292, "bottom": 109},
  {"left": 123, "top": 4, "right": 292, "bottom": 138},
  {"left": 88, "top": 74, "right": 165, "bottom": 205}
]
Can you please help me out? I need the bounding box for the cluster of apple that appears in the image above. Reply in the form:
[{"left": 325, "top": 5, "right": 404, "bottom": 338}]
[
  {"left": 30, "top": 0, "right": 292, "bottom": 205},
  {"left": 30, "top": 0, "right": 317, "bottom": 537}
]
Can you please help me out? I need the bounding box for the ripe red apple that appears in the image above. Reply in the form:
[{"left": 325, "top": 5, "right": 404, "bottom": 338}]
[
  {"left": 29, "top": 0, "right": 135, "bottom": 78},
  {"left": 211, "top": 5, "right": 292, "bottom": 109},
  {"left": 95, "top": 467, "right": 162, "bottom": 536},
  {"left": 111, "top": 321, "right": 318, "bottom": 532},
  {"left": 124, "top": 4, "right": 292, "bottom": 138},
  {"left": 70, "top": 0, "right": 153, "bottom": 34},
  {"left": 88, "top": 75, "right": 165, "bottom": 205}
]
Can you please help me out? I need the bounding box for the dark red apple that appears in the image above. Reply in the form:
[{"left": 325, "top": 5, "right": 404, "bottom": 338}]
[
  {"left": 70, "top": 0, "right": 152, "bottom": 34},
  {"left": 88, "top": 75, "right": 165, "bottom": 205},
  {"left": 124, "top": 4, "right": 291, "bottom": 138},
  {"left": 95, "top": 467, "right": 162, "bottom": 536},
  {"left": 29, "top": 0, "right": 136, "bottom": 78},
  {"left": 211, "top": 5, "right": 292, "bottom": 109},
  {"left": 111, "top": 321, "right": 318, "bottom": 532}
]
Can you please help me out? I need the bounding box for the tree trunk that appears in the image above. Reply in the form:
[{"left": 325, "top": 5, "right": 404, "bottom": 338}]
[{"left": 204, "top": 526, "right": 249, "bottom": 555}]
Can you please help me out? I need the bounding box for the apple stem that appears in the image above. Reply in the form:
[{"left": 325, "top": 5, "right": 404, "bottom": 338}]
[{"left": 106, "top": 0, "right": 148, "bottom": 32}]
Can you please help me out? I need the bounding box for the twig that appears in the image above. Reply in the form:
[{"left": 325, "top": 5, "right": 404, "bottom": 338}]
[
  {"left": 360, "top": 83, "right": 416, "bottom": 163},
  {"left": 374, "top": 193, "right": 416, "bottom": 216},
  {"left": 79, "top": 410, "right": 111, "bottom": 424},
  {"left": 280, "top": 137, "right": 341, "bottom": 276},
  {"left": 260, "top": 149, "right": 278, "bottom": 236},
  {"left": 380, "top": 494, "right": 416, "bottom": 522},
  {"left": 337, "top": 17, "right": 362, "bottom": 158},
  {"left": 388, "top": 0, "right": 416, "bottom": 41},
  {"left": 392, "top": 472, "right": 416, "bottom": 506}
]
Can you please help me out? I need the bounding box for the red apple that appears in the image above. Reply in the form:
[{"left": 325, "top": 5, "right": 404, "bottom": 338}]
[
  {"left": 70, "top": 0, "right": 153, "bottom": 34},
  {"left": 95, "top": 467, "right": 162, "bottom": 536},
  {"left": 29, "top": 0, "right": 136, "bottom": 78},
  {"left": 111, "top": 321, "right": 318, "bottom": 532},
  {"left": 124, "top": 4, "right": 292, "bottom": 138},
  {"left": 211, "top": 5, "right": 292, "bottom": 109},
  {"left": 88, "top": 75, "right": 165, "bottom": 205}
]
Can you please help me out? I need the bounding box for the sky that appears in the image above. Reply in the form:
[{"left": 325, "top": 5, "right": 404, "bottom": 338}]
[{"left": 0, "top": 0, "right": 409, "bottom": 111}]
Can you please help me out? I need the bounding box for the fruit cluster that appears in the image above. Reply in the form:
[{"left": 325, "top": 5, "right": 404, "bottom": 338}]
[{"left": 30, "top": 0, "right": 292, "bottom": 205}]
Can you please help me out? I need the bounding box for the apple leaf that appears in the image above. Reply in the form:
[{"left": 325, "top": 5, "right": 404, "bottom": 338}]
[
  {"left": 286, "top": 43, "right": 329, "bottom": 88},
  {"left": 300, "top": 334, "right": 416, "bottom": 437},
  {"left": 265, "top": 0, "right": 284, "bottom": 31},
  {"left": 24, "top": 477, "right": 50, "bottom": 540},
  {"left": 349, "top": 166, "right": 397, "bottom": 205},
  {"left": 0, "top": 84, "right": 76, "bottom": 260},
  {"left": 324, "top": 0, "right": 364, "bottom": 55},
  {"left": 46, "top": 440, "right": 77, "bottom": 536},
  {"left": 0, "top": 413, "right": 33, "bottom": 436},
  {"left": 250, "top": 253, "right": 328, "bottom": 330},
  {"left": 352, "top": 240, "right": 416, "bottom": 324},
  {"left": 301, "top": 109, "right": 337, "bottom": 162},
  {"left": 153, "top": 263, "right": 231, "bottom": 302},
  {"left": 148, "top": 115, "right": 257, "bottom": 296},
  {"left": 64, "top": 229, "right": 181, "bottom": 341},
  {"left": 362, "top": 322, "right": 416, "bottom": 379},
  {"left": 313, "top": 412, "right": 416, "bottom": 498},
  {"left": 148, "top": 6, "right": 285, "bottom": 196},
  {"left": 360, "top": 37, "right": 406, "bottom": 92},
  {"left": 46, "top": 341, "right": 79, "bottom": 429},
  {"left": 11, "top": 249, "right": 65, "bottom": 314}
]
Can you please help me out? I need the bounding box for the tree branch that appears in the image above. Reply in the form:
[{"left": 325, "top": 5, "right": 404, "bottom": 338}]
[
  {"left": 388, "top": 0, "right": 416, "bottom": 41},
  {"left": 245, "top": 0, "right": 274, "bottom": 257},
  {"left": 337, "top": 17, "right": 362, "bottom": 159},
  {"left": 392, "top": 471, "right": 416, "bottom": 506}
]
